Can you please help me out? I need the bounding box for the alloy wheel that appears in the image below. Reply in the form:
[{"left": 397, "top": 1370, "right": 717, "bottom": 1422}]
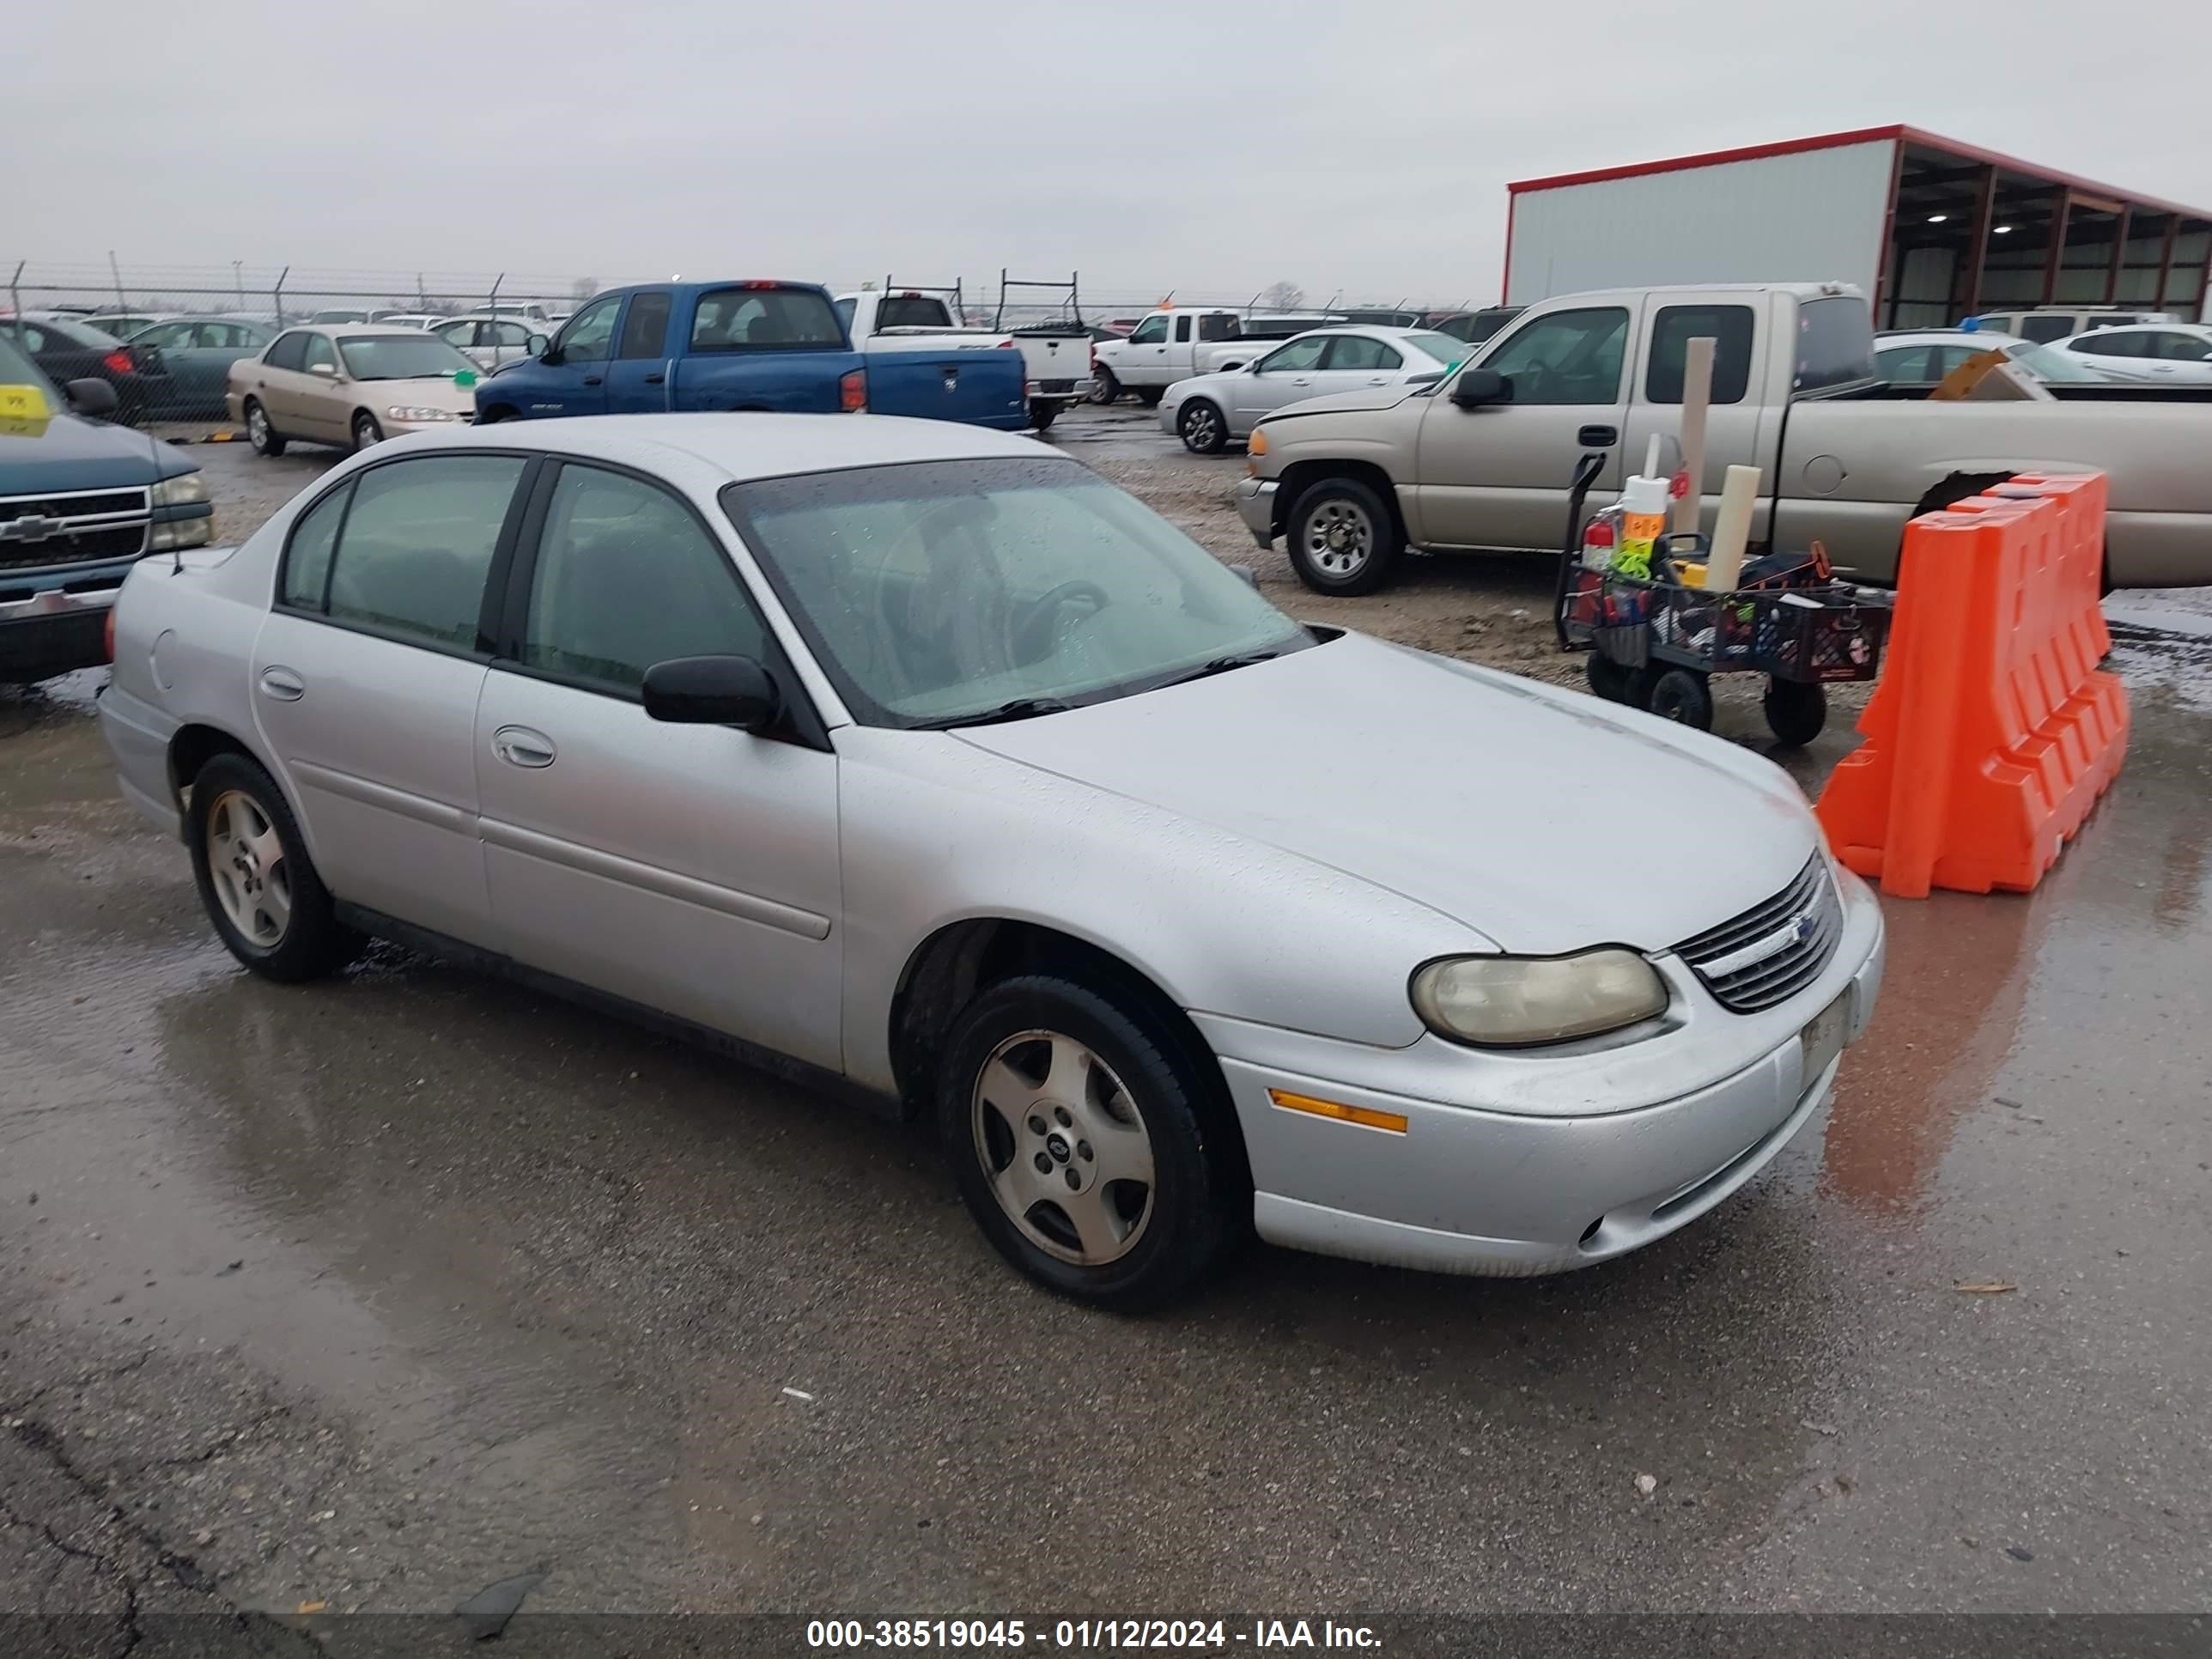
[
  {"left": 970, "top": 1030, "right": 1155, "bottom": 1267},
  {"left": 205, "top": 789, "right": 291, "bottom": 949}
]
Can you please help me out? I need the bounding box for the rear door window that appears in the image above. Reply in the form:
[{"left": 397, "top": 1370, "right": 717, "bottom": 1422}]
[
  {"left": 1323, "top": 337, "right": 1401, "bottom": 371},
  {"left": 319, "top": 455, "right": 529, "bottom": 653},
  {"left": 264, "top": 331, "right": 311, "bottom": 371},
  {"left": 1875, "top": 344, "right": 1932, "bottom": 384},
  {"left": 1173, "top": 316, "right": 1193, "bottom": 343},
  {"left": 1644, "top": 304, "right": 1754, "bottom": 403},
  {"left": 2147, "top": 331, "right": 2212, "bottom": 362},
  {"left": 1198, "top": 313, "right": 1238, "bottom": 342},
  {"left": 2074, "top": 330, "right": 2148, "bottom": 357},
  {"left": 690, "top": 286, "right": 845, "bottom": 350},
  {"left": 2014, "top": 315, "right": 2072, "bottom": 343},
  {"left": 616, "top": 291, "right": 672, "bottom": 358}
]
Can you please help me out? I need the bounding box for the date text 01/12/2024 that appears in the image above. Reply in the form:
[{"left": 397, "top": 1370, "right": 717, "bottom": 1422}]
[{"left": 805, "top": 1620, "right": 1382, "bottom": 1649}]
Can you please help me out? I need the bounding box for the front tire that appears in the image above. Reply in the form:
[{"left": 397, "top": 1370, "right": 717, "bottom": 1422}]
[
  {"left": 939, "top": 975, "right": 1238, "bottom": 1310},
  {"left": 244, "top": 398, "right": 285, "bottom": 457},
  {"left": 1285, "top": 477, "right": 1403, "bottom": 595},
  {"left": 351, "top": 410, "right": 384, "bottom": 452},
  {"left": 185, "top": 753, "right": 361, "bottom": 982},
  {"left": 1177, "top": 398, "right": 1227, "bottom": 454}
]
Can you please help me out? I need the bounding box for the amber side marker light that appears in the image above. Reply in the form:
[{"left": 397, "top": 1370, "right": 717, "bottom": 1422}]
[{"left": 1267, "top": 1089, "right": 1408, "bottom": 1135}]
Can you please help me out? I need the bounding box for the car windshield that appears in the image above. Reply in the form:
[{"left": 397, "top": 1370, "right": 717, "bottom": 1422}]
[
  {"left": 724, "top": 456, "right": 1314, "bottom": 728},
  {"left": 2007, "top": 340, "right": 2109, "bottom": 383},
  {"left": 337, "top": 335, "right": 477, "bottom": 381}
]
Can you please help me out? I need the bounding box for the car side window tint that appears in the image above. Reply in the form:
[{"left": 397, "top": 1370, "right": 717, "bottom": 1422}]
[
  {"left": 1324, "top": 337, "right": 1398, "bottom": 371},
  {"left": 2151, "top": 331, "right": 2212, "bottom": 362},
  {"left": 1874, "top": 344, "right": 1929, "bottom": 384},
  {"left": 2015, "top": 316, "right": 2071, "bottom": 343},
  {"left": 1198, "top": 313, "right": 1237, "bottom": 342},
  {"left": 521, "top": 465, "right": 767, "bottom": 693},
  {"left": 1644, "top": 304, "right": 1754, "bottom": 404},
  {"left": 324, "top": 456, "right": 526, "bottom": 652},
  {"left": 264, "top": 331, "right": 309, "bottom": 371},
  {"left": 280, "top": 484, "right": 351, "bottom": 613},
  {"left": 1256, "top": 337, "right": 1327, "bottom": 374},
  {"left": 1127, "top": 315, "right": 1167, "bottom": 345},
  {"left": 1480, "top": 307, "right": 1631, "bottom": 405},
  {"left": 616, "top": 291, "right": 672, "bottom": 359},
  {"left": 1173, "top": 315, "right": 1192, "bottom": 343},
  {"left": 557, "top": 296, "right": 621, "bottom": 363},
  {"left": 301, "top": 334, "right": 338, "bottom": 374}
]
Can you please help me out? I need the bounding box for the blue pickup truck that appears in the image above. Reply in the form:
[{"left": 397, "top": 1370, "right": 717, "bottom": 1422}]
[
  {"left": 473, "top": 280, "right": 1029, "bottom": 431},
  {"left": 2, "top": 331, "right": 214, "bottom": 683}
]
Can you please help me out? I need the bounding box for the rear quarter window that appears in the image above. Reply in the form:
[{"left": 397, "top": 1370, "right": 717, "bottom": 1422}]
[{"left": 1792, "top": 298, "right": 1875, "bottom": 392}]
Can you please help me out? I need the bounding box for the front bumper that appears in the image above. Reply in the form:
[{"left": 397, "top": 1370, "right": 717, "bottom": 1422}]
[
  {"left": 1206, "top": 874, "right": 1886, "bottom": 1277},
  {"left": 1234, "top": 477, "right": 1277, "bottom": 548},
  {"left": 0, "top": 583, "right": 119, "bottom": 681}
]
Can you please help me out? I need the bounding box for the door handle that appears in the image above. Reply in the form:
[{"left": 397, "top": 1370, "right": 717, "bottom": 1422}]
[
  {"left": 492, "top": 726, "right": 556, "bottom": 769},
  {"left": 1578, "top": 424, "right": 1620, "bottom": 446},
  {"left": 1291, "top": 377, "right": 1312, "bottom": 386},
  {"left": 258, "top": 665, "right": 304, "bottom": 702},
  {"left": 1367, "top": 375, "right": 1390, "bottom": 385},
  {"left": 582, "top": 375, "right": 603, "bottom": 386},
  {"left": 642, "top": 371, "right": 665, "bottom": 384}
]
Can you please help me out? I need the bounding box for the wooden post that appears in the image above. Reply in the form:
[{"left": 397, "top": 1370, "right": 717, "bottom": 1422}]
[{"left": 1672, "top": 336, "right": 1715, "bottom": 538}]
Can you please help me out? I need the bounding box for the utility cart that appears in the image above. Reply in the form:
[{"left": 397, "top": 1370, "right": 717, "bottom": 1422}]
[{"left": 1551, "top": 453, "right": 1893, "bottom": 746}]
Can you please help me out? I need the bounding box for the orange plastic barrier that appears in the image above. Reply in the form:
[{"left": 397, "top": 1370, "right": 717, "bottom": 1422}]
[{"left": 1815, "top": 472, "right": 2127, "bottom": 898}]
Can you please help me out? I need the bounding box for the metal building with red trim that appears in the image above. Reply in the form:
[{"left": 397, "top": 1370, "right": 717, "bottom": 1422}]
[{"left": 1503, "top": 125, "right": 2212, "bottom": 328}]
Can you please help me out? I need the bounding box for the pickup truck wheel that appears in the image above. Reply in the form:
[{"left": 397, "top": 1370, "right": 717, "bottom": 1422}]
[
  {"left": 1286, "top": 478, "right": 1403, "bottom": 595},
  {"left": 1028, "top": 400, "right": 1059, "bottom": 432},
  {"left": 1089, "top": 369, "right": 1120, "bottom": 405},
  {"left": 1647, "top": 668, "right": 1714, "bottom": 731},
  {"left": 939, "top": 974, "right": 1237, "bottom": 1310},
  {"left": 243, "top": 398, "right": 284, "bottom": 457},
  {"left": 1134, "top": 386, "right": 1164, "bottom": 409},
  {"left": 351, "top": 410, "right": 384, "bottom": 452},
  {"left": 1177, "top": 399, "right": 1227, "bottom": 454},
  {"left": 185, "top": 753, "right": 362, "bottom": 983},
  {"left": 1762, "top": 678, "right": 1826, "bottom": 746}
]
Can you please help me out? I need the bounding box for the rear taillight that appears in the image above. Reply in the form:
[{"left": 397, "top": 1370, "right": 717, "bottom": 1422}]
[
  {"left": 997, "top": 337, "right": 1016, "bottom": 349},
  {"left": 103, "top": 349, "right": 132, "bottom": 374},
  {"left": 1089, "top": 343, "right": 1097, "bottom": 371},
  {"left": 103, "top": 609, "right": 116, "bottom": 663},
  {"left": 839, "top": 368, "right": 866, "bottom": 413}
]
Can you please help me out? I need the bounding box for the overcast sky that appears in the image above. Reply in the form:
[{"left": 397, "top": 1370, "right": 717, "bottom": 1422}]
[{"left": 15, "top": 0, "right": 2211, "bottom": 307}]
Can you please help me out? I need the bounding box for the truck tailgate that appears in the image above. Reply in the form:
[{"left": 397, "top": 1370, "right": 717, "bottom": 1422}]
[
  {"left": 1012, "top": 332, "right": 1090, "bottom": 393},
  {"left": 866, "top": 347, "right": 1029, "bottom": 429}
]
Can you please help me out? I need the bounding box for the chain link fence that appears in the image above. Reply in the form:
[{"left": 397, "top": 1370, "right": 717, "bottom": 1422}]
[{"left": 3, "top": 260, "right": 1482, "bottom": 426}]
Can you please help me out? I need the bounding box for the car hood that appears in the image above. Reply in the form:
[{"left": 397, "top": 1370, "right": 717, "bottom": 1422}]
[
  {"left": 955, "top": 633, "right": 1819, "bottom": 957},
  {"left": 1256, "top": 384, "right": 1424, "bottom": 424},
  {"left": 0, "top": 401, "right": 197, "bottom": 493}
]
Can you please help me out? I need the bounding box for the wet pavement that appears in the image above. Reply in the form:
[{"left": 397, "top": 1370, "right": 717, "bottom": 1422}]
[{"left": 3, "top": 428, "right": 2210, "bottom": 1633}]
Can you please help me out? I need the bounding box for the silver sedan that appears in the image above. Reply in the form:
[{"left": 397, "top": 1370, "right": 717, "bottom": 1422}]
[
  {"left": 100, "top": 415, "right": 1881, "bottom": 1309},
  {"left": 1158, "top": 326, "right": 1468, "bottom": 453}
]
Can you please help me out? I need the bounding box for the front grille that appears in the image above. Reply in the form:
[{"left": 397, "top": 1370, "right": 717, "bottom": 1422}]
[
  {"left": 0, "top": 488, "right": 149, "bottom": 523},
  {"left": 0, "top": 523, "right": 147, "bottom": 571},
  {"left": 1674, "top": 855, "right": 1841, "bottom": 1012}
]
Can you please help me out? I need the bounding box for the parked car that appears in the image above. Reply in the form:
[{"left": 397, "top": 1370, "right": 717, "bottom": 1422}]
[
  {"left": 228, "top": 325, "right": 480, "bottom": 455},
  {"left": 1235, "top": 282, "right": 2212, "bottom": 593},
  {"left": 478, "top": 282, "right": 1026, "bottom": 431},
  {"left": 3, "top": 314, "right": 168, "bottom": 426},
  {"left": 0, "top": 333, "right": 211, "bottom": 682},
  {"left": 1158, "top": 326, "right": 1467, "bottom": 453},
  {"left": 306, "top": 308, "right": 415, "bottom": 326},
  {"left": 1425, "top": 306, "right": 1524, "bottom": 346},
  {"left": 99, "top": 412, "right": 1884, "bottom": 1307},
  {"left": 1091, "top": 308, "right": 1346, "bottom": 406},
  {"left": 832, "top": 287, "right": 1091, "bottom": 431},
  {"left": 1871, "top": 330, "right": 2121, "bottom": 386},
  {"left": 82, "top": 312, "right": 169, "bottom": 341},
  {"left": 483, "top": 301, "right": 555, "bottom": 326},
  {"left": 2050, "top": 323, "right": 2212, "bottom": 385},
  {"left": 373, "top": 313, "right": 447, "bottom": 331},
  {"left": 125, "top": 316, "right": 276, "bottom": 419},
  {"left": 429, "top": 313, "right": 550, "bottom": 370},
  {"left": 1968, "top": 306, "right": 2178, "bottom": 344}
]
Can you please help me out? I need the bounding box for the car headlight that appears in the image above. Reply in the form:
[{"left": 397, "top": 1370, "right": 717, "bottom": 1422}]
[
  {"left": 1410, "top": 950, "right": 1668, "bottom": 1048},
  {"left": 149, "top": 516, "right": 213, "bottom": 551},
  {"left": 386, "top": 405, "right": 457, "bottom": 422},
  {"left": 149, "top": 472, "right": 208, "bottom": 507}
]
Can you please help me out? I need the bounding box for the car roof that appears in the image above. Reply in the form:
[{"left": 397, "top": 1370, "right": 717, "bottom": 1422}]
[
  {"left": 2059, "top": 320, "right": 2212, "bottom": 341},
  {"left": 1876, "top": 330, "right": 2027, "bottom": 348},
  {"left": 402, "top": 412, "right": 1046, "bottom": 484}
]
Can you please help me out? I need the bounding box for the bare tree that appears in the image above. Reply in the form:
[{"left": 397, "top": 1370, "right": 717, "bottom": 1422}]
[
  {"left": 570, "top": 276, "right": 600, "bottom": 301},
  {"left": 1259, "top": 280, "right": 1304, "bottom": 311}
]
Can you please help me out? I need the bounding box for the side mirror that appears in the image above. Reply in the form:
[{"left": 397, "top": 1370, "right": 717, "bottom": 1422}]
[
  {"left": 1449, "top": 368, "right": 1510, "bottom": 409},
  {"left": 309, "top": 362, "right": 337, "bottom": 379},
  {"left": 64, "top": 378, "right": 119, "bottom": 418},
  {"left": 642, "top": 654, "right": 781, "bottom": 732}
]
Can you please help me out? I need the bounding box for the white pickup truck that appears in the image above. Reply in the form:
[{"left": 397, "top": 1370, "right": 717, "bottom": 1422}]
[
  {"left": 1091, "top": 307, "right": 1346, "bottom": 406},
  {"left": 1236, "top": 282, "right": 2212, "bottom": 593},
  {"left": 833, "top": 288, "right": 1090, "bottom": 430}
]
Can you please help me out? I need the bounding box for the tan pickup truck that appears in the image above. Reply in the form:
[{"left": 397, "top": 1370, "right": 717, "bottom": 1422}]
[{"left": 1233, "top": 282, "right": 2212, "bottom": 593}]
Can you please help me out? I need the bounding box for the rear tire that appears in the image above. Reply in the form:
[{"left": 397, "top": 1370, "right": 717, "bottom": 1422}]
[
  {"left": 939, "top": 974, "right": 1238, "bottom": 1310},
  {"left": 1285, "top": 477, "right": 1403, "bottom": 596},
  {"left": 1762, "top": 677, "right": 1826, "bottom": 746},
  {"left": 1028, "top": 400, "right": 1058, "bottom": 432},
  {"left": 1647, "top": 667, "right": 1715, "bottom": 730},
  {"left": 1177, "top": 398, "right": 1228, "bottom": 454},
  {"left": 185, "top": 753, "right": 362, "bottom": 982},
  {"left": 1088, "top": 369, "right": 1120, "bottom": 405},
  {"left": 244, "top": 398, "right": 285, "bottom": 457},
  {"left": 351, "top": 410, "right": 384, "bottom": 453}
]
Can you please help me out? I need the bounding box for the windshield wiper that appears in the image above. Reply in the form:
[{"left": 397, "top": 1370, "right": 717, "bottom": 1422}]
[
  {"left": 1155, "top": 650, "right": 1283, "bottom": 689},
  {"left": 910, "top": 696, "right": 1074, "bottom": 731}
]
